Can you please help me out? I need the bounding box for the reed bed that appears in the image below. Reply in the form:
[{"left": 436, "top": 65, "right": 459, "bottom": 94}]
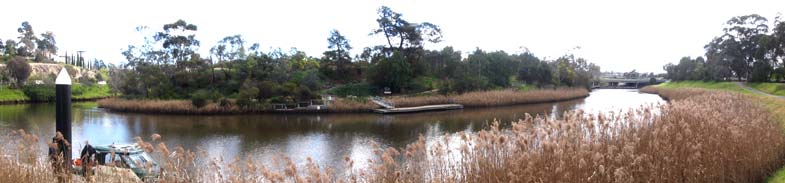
[
  {"left": 6, "top": 89, "right": 785, "bottom": 182},
  {"left": 98, "top": 88, "right": 588, "bottom": 114},
  {"left": 329, "top": 88, "right": 589, "bottom": 112}
]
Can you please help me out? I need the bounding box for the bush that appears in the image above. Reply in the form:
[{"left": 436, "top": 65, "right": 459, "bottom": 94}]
[
  {"left": 190, "top": 89, "right": 210, "bottom": 108},
  {"left": 71, "top": 84, "right": 85, "bottom": 96},
  {"left": 326, "top": 83, "right": 374, "bottom": 97},
  {"left": 409, "top": 76, "right": 436, "bottom": 93},
  {"left": 7, "top": 57, "right": 31, "bottom": 88},
  {"left": 441, "top": 74, "right": 490, "bottom": 94},
  {"left": 22, "top": 85, "right": 55, "bottom": 102}
]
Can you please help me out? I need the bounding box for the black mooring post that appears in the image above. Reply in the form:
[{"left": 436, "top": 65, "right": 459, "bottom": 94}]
[{"left": 55, "top": 68, "right": 72, "bottom": 167}]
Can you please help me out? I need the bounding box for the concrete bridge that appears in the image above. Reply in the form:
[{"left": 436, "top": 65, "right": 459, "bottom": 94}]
[{"left": 592, "top": 78, "right": 665, "bottom": 89}]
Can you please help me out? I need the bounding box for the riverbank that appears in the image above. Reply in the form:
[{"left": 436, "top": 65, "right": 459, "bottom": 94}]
[
  {"left": 0, "top": 84, "right": 112, "bottom": 104},
  {"left": 97, "top": 88, "right": 590, "bottom": 114},
  {"left": 642, "top": 81, "right": 785, "bottom": 183}
]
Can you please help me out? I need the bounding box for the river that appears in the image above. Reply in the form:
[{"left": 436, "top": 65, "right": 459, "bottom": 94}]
[{"left": 0, "top": 89, "right": 663, "bottom": 170}]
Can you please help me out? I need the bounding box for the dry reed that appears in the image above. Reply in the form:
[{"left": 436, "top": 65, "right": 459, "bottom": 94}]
[
  {"left": 5, "top": 88, "right": 784, "bottom": 182},
  {"left": 329, "top": 88, "right": 589, "bottom": 112},
  {"left": 97, "top": 88, "right": 588, "bottom": 114}
]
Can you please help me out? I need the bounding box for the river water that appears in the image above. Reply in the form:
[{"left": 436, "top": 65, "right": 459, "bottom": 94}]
[{"left": 0, "top": 89, "right": 663, "bottom": 170}]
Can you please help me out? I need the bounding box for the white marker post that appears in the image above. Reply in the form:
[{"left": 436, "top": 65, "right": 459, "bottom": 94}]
[{"left": 55, "top": 68, "right": 72, "bottom": 165}]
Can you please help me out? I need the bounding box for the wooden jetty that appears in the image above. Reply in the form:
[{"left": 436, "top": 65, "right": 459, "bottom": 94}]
[{"left": 374, "top": 104, "right": 464, "bottom": 114}]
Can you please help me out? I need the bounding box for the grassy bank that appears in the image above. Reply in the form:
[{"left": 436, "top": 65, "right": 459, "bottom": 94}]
[
  {"left": 655, "top": 81, "right": 749, "bottom": 93},
  {"left": 0, "top": 86, "right": 30, "bottom": 103},
  {"left": 98, "top": 88, "right": 590, "bottom": 114},
  {"left": 0, "top": 84, "right": 111, "bottom": 103},
  {"left": 6, "top": 88, "right": 785, "bottom": 182},
  {"left": 72, "top": 85, "right": 112, "bottom": 100},
  {"left": 643, "top": 81, "right": 785, "bottom": 182},
  {"left": 330, "top": 88, "right": 589, "bottom": 112},
  {"left": 747, "top": 82, "right": 785, "bottom": 96}
]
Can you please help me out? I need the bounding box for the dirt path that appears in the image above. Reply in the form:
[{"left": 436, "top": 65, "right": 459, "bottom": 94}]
[{"left": 734, "top": 82, "right": 785, "bottom": 100}]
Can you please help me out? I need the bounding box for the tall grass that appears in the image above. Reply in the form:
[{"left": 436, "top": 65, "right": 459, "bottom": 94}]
[
  {"left": 329, "top": 88, "right": 589, "bottom": 112},
  {"left": 97, "top": 88, "right": 588, "bottom": 114},
  {"left": 5, "top": 89, "right": 784, "bottom": 182}
]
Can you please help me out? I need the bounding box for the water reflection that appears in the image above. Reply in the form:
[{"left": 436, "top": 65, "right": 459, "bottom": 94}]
[{"left": 0, "top": 89, "right": 663, "bottom": 170}]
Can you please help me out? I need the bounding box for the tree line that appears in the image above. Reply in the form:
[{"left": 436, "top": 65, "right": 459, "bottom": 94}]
[
  {"left": 664, "top": 14, "right": 785, "bottom": 82},
  {"left": 111, "top": 6, "right": 601, "bottom": 107}
]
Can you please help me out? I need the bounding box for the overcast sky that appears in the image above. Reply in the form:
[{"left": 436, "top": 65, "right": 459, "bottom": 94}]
[{"left": 1, "top": 0, "right": 783, "bottom": 73}]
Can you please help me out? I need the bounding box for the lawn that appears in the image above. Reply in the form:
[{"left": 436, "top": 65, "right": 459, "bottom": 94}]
[
  {"left": 0, "top": 86, "right": 29, "bottom": 102},
  {"left": 747, "top": 82, "right": 785, "bottom": 96},
  {"left": 72, "top": 84, "right": 112, "bottom": 100},
  {"left": 656, "top": 81, "right": 750, "bottom": 93},
  {"left": 0, "top": 84, "right": 110, "bottom": 102}
]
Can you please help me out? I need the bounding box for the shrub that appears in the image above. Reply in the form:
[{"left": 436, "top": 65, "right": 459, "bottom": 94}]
[
  {"left": 409, "top": 76, "right": 437, "bottom": 93},
  {"left": 190, "top": 89, "right": 210, "bottom": 108},
  {"left": 71, "top": 84, "right": 85, "bottom": 96},
  {"left": 7, "top": 56, "right": 31, "bottom": 88},
  {"left": 22, "top": 85, "right": 55, "bottom": 102}
]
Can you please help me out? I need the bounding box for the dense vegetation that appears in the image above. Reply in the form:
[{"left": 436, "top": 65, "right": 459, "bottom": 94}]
[
  {"left": 110, "top": 6, "right": 600, "bottom": 108},
  {"left": 664, "top": 14, "right": 785, "bottom": 82}
]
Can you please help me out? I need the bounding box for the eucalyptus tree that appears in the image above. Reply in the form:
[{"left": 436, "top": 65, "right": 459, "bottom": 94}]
[
  {"left": 211, "top": 35, "right": 246, "bottom": 83},
  {"left": 722, "top": 14, "right": 770, "bottom": 80},
  {"left": 36, "top": 31, "right": 57, "bottom": 62},
  {"left": 154, "top": 19, "right": 200, "bottom": 65},
  {"left": 16, "top": 21, "right": 37, "bottom": 57}
]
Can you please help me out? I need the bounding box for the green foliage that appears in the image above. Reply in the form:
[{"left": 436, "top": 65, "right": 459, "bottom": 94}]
[
  {"left": 368, "top": 51, "right": 412, "bottom": 93},
  {"left": 666, "top": 14, "right": 785, "bottom": 82},
  {"left": 22, "top": 85, "right": 55, "bottom": 102},
  {"left": 440, "top": 72, "right": 490, "bottom": 94},
  {"left": 518, "top": 84, "right": 536, "bottom": 91},
  {"left": 327, "top": 83, "right": 374, "bottom": 97},
  {"left": 0, "top": 86, "right": 29, "bottom": 102},
  {"left": 191, "top": 89, "right": 210, "bottom": 108},
  {"left": 410, "top": 76, "right": 437, "bottom": 92},
  {"left": 657, "top": 81, "right": 749, "bottom": 93},
  {"left": 72, "top": 84, "right": 111, "bottom": 100},
  {"left": 751, "top": 61, "right": 773, "bottom": 82},
  {"left": 106, "top": 10, "right": 604, "bottom": 102},
  {"left": 747, "top": 83, "right": 785, "bottom": 96},
  {"left": 517, "top": 53, "right": 552, "bottom": 87}
]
